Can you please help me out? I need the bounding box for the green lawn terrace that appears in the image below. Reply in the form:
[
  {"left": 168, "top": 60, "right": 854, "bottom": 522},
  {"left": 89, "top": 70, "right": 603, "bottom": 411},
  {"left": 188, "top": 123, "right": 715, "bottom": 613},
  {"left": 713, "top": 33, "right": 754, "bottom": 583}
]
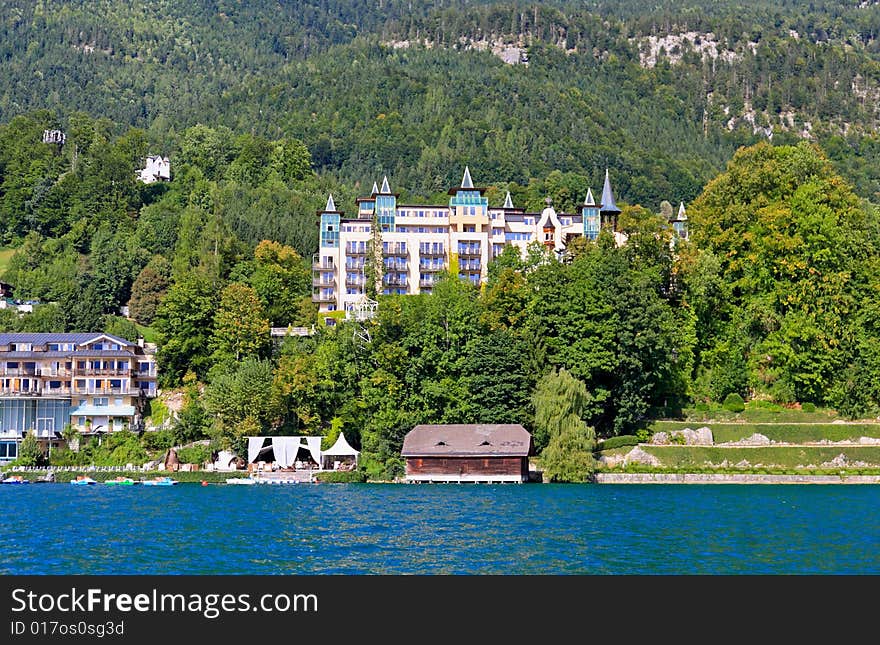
[{"left": 595, "top": 401, "right": 880, "bottom": 475}]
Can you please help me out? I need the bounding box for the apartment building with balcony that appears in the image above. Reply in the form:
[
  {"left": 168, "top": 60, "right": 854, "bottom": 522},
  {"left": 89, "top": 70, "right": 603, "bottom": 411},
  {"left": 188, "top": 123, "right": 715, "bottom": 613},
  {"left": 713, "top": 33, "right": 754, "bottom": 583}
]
[
  {"left": 0, "top": 332, "right": 158, "bottom": 461},
  {"left": 313, "top": 167, "right": 634, "bottom": 317}
]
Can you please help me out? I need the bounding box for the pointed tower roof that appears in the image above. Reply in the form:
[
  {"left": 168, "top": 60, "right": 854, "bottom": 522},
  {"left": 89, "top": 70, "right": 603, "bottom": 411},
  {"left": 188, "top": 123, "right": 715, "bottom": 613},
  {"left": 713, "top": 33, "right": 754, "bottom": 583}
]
[
  {"left": 503, "top": 191, "right": 514, "bottom": 209},
  {"left": 316, "top": 192, "right": 343, "bottom": 218},
  {"left": 448, "top": 165, "right": 485, "bottom": 195},
  {"left": 461, "top": 166, "right": 474, "bottom": 189},
  {"left": 583, "top": 187, "right": 596, "bottom": 206},
  {"left": 600, "top": 169, "right": 620, "bottom": 214},
  {"left": 371, "top": 181, "right": 379, "bottom": 195},
  {"left": 677, "top": 202, "right": 687, "bottom": 220},
  {"left": 380, "top": 176, "right": 391, "bottom": 194}
]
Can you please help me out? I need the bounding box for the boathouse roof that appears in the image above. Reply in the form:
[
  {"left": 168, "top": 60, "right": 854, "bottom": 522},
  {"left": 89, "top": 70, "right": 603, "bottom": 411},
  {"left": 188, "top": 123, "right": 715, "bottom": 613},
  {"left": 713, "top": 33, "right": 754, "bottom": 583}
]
[{"left": 402, "top": 424, "right": 534, "bottom": 457}]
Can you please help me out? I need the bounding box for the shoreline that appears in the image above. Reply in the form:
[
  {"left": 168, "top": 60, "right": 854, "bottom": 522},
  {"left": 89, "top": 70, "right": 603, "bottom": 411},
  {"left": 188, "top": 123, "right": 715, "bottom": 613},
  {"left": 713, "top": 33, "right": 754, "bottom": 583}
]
[{"left": 595, "top": 472, "right": 880, "bottom": 484}]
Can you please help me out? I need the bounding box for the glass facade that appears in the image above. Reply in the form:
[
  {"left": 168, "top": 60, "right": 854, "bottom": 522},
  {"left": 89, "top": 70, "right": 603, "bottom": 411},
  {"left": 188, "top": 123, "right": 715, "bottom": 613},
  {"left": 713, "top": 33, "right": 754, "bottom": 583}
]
[
  {"left": 0, "top": 399, "right": 71, "bottom": 438},
  {"left": 320, "top": 213, "right": 340, "bottom": 248},
  {"left": 583, "top": 206, "right": 600, "bottom": 240},
  {"left": 377, "top": 195, "right": 396, "bottom": 231}
]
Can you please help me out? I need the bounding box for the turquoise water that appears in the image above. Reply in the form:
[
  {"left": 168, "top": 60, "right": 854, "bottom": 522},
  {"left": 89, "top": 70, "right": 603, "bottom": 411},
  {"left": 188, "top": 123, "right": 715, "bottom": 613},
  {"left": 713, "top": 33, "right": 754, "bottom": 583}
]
[{"left": 3, "top": 483, "right": 879, "bottom": 574}]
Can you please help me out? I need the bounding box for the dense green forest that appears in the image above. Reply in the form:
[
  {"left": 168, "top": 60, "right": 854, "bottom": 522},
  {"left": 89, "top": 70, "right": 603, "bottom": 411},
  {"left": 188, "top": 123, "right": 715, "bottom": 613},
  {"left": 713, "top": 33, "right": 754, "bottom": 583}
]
[
  {"left": 2, "top": 1, "right": 880, "bottom": 480},
  {"left": 3, "top": 1, "right": 880, "bottom": 203}
]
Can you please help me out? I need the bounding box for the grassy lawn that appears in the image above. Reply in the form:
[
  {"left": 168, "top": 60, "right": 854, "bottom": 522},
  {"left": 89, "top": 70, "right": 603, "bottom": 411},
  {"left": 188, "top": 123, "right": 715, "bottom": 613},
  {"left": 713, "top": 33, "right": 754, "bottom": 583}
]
[
  {"left": 676, "top": 401, "right": 841, "bottom": 423},
  {"left": 647, "top": 421, "right": 880, "bottom": 443},
  {"left": 630, "top": 445, "right": 880, "bottom": 469},
  {"left": 0, "top": 246, "right": 16, "bottom": 277},
  {"left": 136, "top": 324, "right": 159, "bottom": 343}
]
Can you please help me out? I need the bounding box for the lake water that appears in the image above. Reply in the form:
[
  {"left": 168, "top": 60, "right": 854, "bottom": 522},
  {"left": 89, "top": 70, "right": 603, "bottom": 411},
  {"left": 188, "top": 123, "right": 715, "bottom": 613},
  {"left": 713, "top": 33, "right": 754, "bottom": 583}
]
[{"left": 3, "top": 483, "right": 879, "bottom": 575}]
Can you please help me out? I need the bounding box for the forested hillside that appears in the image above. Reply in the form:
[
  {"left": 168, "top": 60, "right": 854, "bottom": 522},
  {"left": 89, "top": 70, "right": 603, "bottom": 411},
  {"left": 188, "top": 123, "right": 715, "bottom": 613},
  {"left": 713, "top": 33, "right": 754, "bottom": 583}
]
[{"left": 3, "top": 1, "right": 880, "bottom": 204}]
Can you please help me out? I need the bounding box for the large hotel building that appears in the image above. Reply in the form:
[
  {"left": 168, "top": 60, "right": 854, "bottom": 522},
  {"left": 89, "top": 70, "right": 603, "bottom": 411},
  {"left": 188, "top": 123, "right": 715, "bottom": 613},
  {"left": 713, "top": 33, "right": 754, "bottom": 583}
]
[
  {"left": 0, "top": 332, "right": 158, "bottom": 462},
  {"left": 313, "top": 167, "right": 688, "bottom": 317}
]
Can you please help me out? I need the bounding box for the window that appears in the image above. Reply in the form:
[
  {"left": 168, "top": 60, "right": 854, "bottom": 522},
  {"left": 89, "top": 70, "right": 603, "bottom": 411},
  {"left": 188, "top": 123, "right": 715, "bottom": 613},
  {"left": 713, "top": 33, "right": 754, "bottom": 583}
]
[{"left": 93, "top": 398, "right": 108, "bottom": 406}]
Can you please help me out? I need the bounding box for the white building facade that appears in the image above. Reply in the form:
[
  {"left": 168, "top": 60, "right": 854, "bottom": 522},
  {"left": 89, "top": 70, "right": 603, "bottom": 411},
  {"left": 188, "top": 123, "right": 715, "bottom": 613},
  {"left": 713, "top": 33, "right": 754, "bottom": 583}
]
[{"left": 313, "top": 168, "right": 631, "bottom": 317}]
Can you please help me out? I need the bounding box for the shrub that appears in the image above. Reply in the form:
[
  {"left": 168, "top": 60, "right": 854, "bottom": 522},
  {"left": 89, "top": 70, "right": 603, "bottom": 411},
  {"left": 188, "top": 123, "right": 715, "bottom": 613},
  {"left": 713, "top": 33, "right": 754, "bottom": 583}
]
[
  {"left": 598, "top": 435, "right": 641, "bottom": 451},
  {"left": 801, "top": 402, "right": 816, "bottom": 413},
  {"left": 176, "top": 444, "right": 212, "bottom": 465},
  {"left": 695, "top": 402, "right": 710, "bottom": 412},
  {"left": 14, "top": 431, "right": 46, "bottom": 467},
  {"left": 141, "top": 428, "right": 176, "bottom": 452},
  {"left": 315, "top": 470, "right": 367, "bottom": 483},
  {"left": 722, "top": 392, "right": 745, "bottom": 413}
]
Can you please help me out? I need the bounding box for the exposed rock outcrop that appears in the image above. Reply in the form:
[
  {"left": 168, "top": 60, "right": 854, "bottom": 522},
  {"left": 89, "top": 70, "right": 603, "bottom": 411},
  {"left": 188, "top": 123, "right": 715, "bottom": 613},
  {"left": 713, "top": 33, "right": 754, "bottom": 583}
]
[
  {"left": 650, "top": 426, "right": 714, "bottom": 445},
  {"left": 624, "top": 447, "right": 662, "bottom": 467}
]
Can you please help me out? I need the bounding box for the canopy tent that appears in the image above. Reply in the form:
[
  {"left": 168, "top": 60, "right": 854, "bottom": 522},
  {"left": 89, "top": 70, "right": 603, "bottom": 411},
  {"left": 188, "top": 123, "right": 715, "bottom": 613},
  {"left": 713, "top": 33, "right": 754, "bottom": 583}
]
[
  {"left": 321, "top": 432, "right": 359, "bottom": 470},
  {"left": 247, "top": 436, "right": 323, "bottom": 469}
]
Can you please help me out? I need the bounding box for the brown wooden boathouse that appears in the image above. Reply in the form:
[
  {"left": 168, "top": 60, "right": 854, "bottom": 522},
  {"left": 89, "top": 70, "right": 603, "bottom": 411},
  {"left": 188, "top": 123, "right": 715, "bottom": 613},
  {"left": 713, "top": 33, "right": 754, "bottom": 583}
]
[{"left": 401, "top": 423, "right": 534, "bottom": 483}]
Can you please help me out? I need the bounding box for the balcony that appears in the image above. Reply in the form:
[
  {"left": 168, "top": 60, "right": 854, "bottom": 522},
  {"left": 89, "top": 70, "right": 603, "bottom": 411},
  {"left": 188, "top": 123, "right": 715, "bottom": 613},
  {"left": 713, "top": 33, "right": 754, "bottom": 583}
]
[
  {"left": 419, "top": 263, "right": 447, "bottom": 272},
  {"left": 73, "top": 387, "right": 131, "bottom": 395},
  {"left": 383, "top": 277, "right": 408, "bottom": 288},
  {"left": 457, "top": 246, "right": 481, "bottom": 258},
  {"left": 36, "top": 368, "right": 73, "bottom": 378},
  {"left": 312, "top": 277, "right": 336, "bottom": 288},
  {"left": 74, "top": 368, "right": 132, "bottom": 377},
  {"left": 0, "top": 388, "right": 41, "bottom": 397},
  {"left": 42, "top": 387, "right": 73, "bottom": 396},
  {"left": 382, "top": 243, "right": 408, "bottom": 257},
  {"left": 313, "top": 291, "right": 336, "bottom": 303},
  {"left": 383, "top": 261, "right": 408, "bottom": 272},
  {"left": 346, "top": 276, "right": 367, "bottom": 288},
  {"left": 419, "top": 245, "right": 445, "bottom": 257},
  {"left": 1, "top": 368, "right": 37, "bottom": 376},
  {"left": 345, "top": 244, "right": 369, "bottom": 255},
  {"left": 312, "top": 254, "right": 335, "bottom": 271},
  {"left": 345, "top": 261, "right": 366, "bottom": 270},
  {"left": 419, "top": 279, "right": 437, "bottom": 288}
]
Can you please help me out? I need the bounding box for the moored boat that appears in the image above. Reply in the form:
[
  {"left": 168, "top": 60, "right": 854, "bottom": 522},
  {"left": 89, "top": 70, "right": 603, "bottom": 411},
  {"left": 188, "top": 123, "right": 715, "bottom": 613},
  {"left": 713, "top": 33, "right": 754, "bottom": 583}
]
[
  {"left": 105, "top": 476, "right": 137, "bottom": 486},
  {"left": 141, "top": 476, "right": 177, "bottom": 486},
  {"left": 226, "top": 477, "right": 257, "bottom": 485},
  {"left": 1, "top": 475, "right": 29, "bottom": 484},
  {"left": 70, "top": 476, "right": 97, "bottom": 485}
]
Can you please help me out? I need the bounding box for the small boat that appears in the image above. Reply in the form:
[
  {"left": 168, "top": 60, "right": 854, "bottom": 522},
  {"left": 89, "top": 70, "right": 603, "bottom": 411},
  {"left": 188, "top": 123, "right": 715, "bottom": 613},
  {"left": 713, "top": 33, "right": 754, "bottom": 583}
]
[
  {"left": 1, "top": 475, "right": 29, "bottom": 485},
  {"left": 105, "top": 476, "right": 137, "bottom": 486},
  {"left": 226, "top": 477, "right": 257, "bottom": 485},
  {"left": 70, "top": 476, "right": 97, "bottom": 485},
  {"left": 141, "top": 476, "right": 177, "bottom": 486}
]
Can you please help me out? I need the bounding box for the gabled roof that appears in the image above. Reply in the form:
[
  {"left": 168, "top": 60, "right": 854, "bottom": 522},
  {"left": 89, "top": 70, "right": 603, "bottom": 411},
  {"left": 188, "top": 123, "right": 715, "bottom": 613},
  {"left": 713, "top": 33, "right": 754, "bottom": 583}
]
[
  {"left": 402, "top": 424, "right": 533, "bottom": 457},
  {"left": 677, "top": 202, "right": 687, "bottom": 220},
  {"left": 503, "top": 191, "right": 514, "bottom": 209},
  {"left": 380, "top": 176, "right": 391, "bottom": 194},
  {"left": 0, "top": 332, "right": 133, "bottom": 348},
  {"left": 537, "top": 204, "right": 562, "bottom": 230},
  {"left": 600, "top": 169, "right": 620, "bottom": 214},
  {"left": 371, "top": 181, "right": 379, "bottom": 195}
]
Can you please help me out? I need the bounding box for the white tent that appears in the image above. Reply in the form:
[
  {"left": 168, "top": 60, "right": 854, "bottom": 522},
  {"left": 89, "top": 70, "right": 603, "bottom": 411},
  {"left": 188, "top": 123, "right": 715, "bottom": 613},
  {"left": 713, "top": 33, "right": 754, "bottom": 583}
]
[
  {"left": 247, "top": 436, "right": 323, "bottom": 469},
  {"left": 321, "top": 432, "right": 359, "bottom": 470}
]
